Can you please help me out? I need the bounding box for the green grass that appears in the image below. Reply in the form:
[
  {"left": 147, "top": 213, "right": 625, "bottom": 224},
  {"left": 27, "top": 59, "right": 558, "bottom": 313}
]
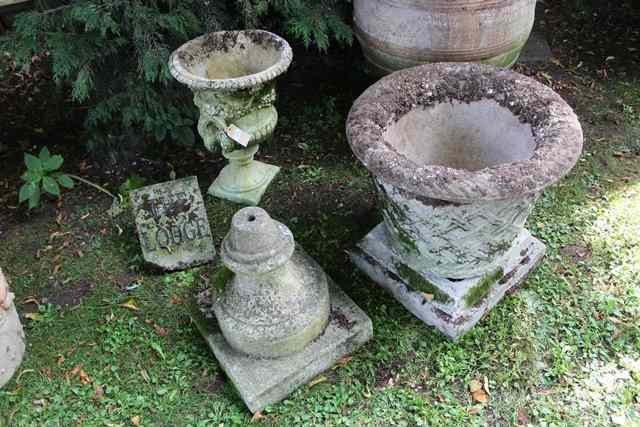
[{"left": 1, "top": 73, "right": 640, "bottom": 426}]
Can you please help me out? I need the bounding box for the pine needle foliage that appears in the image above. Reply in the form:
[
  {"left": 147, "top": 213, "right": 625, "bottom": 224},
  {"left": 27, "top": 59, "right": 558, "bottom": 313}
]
[{"left": 0, "top": 0, "right": 352, "bottom": 154}]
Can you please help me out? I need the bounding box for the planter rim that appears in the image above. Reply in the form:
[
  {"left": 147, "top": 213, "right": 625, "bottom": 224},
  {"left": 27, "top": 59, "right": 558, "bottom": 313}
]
[
  {"left": 346, "top": 63, "right": 583, "bottom": 203},
  {"left": 169, "top": 30, "right": 293, "bottom": 91}
]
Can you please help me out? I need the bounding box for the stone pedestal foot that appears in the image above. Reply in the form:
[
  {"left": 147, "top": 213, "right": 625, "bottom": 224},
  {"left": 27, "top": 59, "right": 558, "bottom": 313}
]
[
  {"left": 191, "top": 274, "right": 373, "bottom": 414},
  {"left": 208, "top": 145, "right": 280, "bottom": 206},
  {"left": 350, "top": 223, "right": 546, "bottom": 340}
]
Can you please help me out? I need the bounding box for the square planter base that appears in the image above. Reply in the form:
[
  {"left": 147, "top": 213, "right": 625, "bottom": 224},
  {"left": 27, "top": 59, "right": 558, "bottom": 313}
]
[
  {"left": 350, "top": 223, "right": 546, "bottom": 340},
  {"left": 208, "top": 161, "right": 280, "bottom": 206},
  {"left": 190, "top": 280, "right": 373, "bottom": 413}
]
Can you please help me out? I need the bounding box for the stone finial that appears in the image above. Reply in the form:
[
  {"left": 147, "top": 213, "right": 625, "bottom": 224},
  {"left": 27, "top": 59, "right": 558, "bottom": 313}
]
[
  {"left": 191, "top": 207, "right": 373, "bottom": 413},
  {"left": 214, "top": 207, "right": 330, "bottom": 358},
  {"left": 221, "top": 207, "right": 294, "bottom": 275}
]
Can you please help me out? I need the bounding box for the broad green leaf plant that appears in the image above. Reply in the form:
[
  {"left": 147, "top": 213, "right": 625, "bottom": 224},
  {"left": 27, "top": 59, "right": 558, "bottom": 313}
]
[
  {"left": 19, "top": 147, "right": 74, "bottom": 209},
  {"left": 19, "top": 146, "right": 119, "bottom": 211}
]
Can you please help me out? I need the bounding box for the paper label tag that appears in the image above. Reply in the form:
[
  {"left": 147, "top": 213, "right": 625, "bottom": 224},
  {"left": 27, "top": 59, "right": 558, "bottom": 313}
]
[{"left": 225, "top": 124, "right": 251, "bottom": 147}]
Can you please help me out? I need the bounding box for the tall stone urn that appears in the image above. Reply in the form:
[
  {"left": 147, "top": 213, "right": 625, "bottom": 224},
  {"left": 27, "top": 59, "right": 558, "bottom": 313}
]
[
  {"left": 354, "top": 0, "right": 537, "bottom": 74},
  {"left": 0, "top": 268, "right": 26, "bottom": 388},
  {"left": 170, "top": 30, "right": 293, "bottom": 205},
  {"left": 190, "top": 207, "right": 372, "bottom": 413},
  {"left": 347, "top": 63, "right": 583, "bottom": 339}
]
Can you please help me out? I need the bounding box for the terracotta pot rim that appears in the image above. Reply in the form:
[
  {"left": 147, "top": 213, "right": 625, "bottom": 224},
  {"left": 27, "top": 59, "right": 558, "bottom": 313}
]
[
  {"left": 169, "top": 30, "right": 293, "bottom": 91},
  {"left": 346, "top": 63, "right": 583, "bottom": 203}
]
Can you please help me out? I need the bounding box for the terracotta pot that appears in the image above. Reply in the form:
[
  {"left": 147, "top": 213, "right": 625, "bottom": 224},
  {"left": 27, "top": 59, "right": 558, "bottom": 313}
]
[{"left": 354, "top": 0, "right": 537, "bottom": 74}]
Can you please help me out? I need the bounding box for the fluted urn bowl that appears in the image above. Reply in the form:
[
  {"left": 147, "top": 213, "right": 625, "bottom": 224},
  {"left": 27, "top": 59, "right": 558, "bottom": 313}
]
[
  {"left": 169, "top": 30, "right": 293, "bottom": 206},
  {"left": 347, "top": 63, "right": 583, "bottom": 279}
]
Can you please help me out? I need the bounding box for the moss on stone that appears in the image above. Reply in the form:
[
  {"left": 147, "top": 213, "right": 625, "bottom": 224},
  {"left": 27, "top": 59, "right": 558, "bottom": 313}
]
[
  {"left": 394, "top": 262, "right": 451, "bottom": 304},
  {"left": 464, "top": 267, "right": 504, "bottom": 308},
  {"left": 379, "top": 190, "right": 419, "bottom": 255},
  {"left": 212, "top": 265, "right": 234, "bottom": 292}
]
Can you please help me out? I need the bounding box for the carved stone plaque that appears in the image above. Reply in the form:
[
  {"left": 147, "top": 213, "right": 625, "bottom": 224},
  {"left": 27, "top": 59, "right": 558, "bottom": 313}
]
[{"left": 130, "top": 176, "right": 215, "bottom": 270}]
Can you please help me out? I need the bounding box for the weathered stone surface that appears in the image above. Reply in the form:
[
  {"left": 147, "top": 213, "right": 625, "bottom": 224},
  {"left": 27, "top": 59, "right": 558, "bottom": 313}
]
[
  {"left": 192, "top": 277, "right": 373, "bottom": 413},
  {"left": 130, "top": 176, "right": 215, "bottom": 270},
  {"left": 214, "top": 207, "right": 330, "bottom": 358},
  {"left": 346, "top": 63, "right": 582, "bottom": 338},
  {"left": 346, "top": 63, "right": 583, "bottom": 204},
  {"left": 0, "top": 268, "right": 26, "bottom": 388},
  {"left": 351, "top": 224, "right": 545, "bottom": 340},
  {"left": 169, "top": 31, "right": 293, "bottom": 205},
  {"left": 192, "top": 207, "right": 372, "bottom": 413},
  {"left": 354, "top": 0, "right": 536, "bottom": 74}
]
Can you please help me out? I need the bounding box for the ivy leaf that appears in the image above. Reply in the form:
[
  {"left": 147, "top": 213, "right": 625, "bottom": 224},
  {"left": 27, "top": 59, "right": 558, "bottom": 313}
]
[
  {"left": 56, "top": 174, "right": 74, "bottom": 189},
  {"left": 39, "top": 146, "right": 51, "bottom": 162},
  {"left": 28, "top": 188, "right": 41, "bottom": 210},
  {"left": 42, "top": 176, "right": 61, "bottom": 196},
  {"left": 19, "top": 182, "right": 37, "bottom": 203},
  {"left": 24, "top": 153, "right": 42, "bottom": 172},
  {"left": 43, "top": 155, "right": 64, "bottom": 172}
]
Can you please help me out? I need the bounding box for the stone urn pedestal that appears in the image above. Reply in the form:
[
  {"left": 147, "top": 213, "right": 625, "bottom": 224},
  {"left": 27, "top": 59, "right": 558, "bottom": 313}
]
[
  {"left": 170, "top": 30, "right": 293, "bottom": 205},
  {"left": 346, "top": 63, "right": 583, "bottom": 340},
  {"left": 191, "top": 208, "right": 372, "bottom": 413},
  {"left": 1, "top": 268, "right": 26, "bottom": 388}
]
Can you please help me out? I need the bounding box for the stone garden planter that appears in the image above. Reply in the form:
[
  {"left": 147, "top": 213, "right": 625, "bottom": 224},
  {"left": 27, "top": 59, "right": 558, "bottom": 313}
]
[
  {"left": 190, "top": 207, "right": 372, "bottom": 413},
  {"left": 170, "top": 30, "right": 293, "bottom": 205},
  {"left": 347, "top": 63, "right": 583, "bottom": 339},
  {"left": 354, "top": 0, "right": 537, "bottom": 74},
  {"left": 0, "top": 268, "right": 25, "bottom": 388}
]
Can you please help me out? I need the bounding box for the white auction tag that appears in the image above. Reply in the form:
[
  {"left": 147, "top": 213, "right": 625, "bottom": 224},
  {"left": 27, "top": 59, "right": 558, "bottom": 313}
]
[{"left": 225, "top": 124, "right": 251, "bottom": 147}]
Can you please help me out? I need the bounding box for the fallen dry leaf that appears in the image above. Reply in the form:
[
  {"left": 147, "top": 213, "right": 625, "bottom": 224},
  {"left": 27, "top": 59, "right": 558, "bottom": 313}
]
[
  {"left": 308, "top": 375, "right": 328, "bottom": 388},
  {"left": 140, "top": 369, "right": 151, "bottom": 383},
  {"left": 79, "top": 368, "right": 92, "bottom": 385},
  {"left": 472, "top": 389, "right": 489, "bottom": 403},
  {"left": 468, "top": 379, "right": 482, "bottom": 393},
  {"left": 131, "top": 415, "right": 141, "bottom": 426},
  {"left": 250, "top": 412, "right": 266, "bottom": 423},
  {"left": 119, "top": 298, "right": 139, "bottom": 311},
  {"left": 335, "top": 356, "right": 353, "bottom": 368},
  {"left": 468, "top": 406, "right": 482, "bottom": 415},
  {"left": 469, "top": 379, "right": 489, "bottom": 403},
  {"left": 24, "top": 312, "right": 43, "bottom": 321}
]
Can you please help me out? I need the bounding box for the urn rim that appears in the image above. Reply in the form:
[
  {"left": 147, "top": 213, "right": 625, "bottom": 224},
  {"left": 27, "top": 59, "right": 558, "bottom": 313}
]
[
  {"left": 169, "top": 30, "right": 293, "bottom": 91},
  {"left": 346, "top": 63, "right": 583, "bottom": 203}
]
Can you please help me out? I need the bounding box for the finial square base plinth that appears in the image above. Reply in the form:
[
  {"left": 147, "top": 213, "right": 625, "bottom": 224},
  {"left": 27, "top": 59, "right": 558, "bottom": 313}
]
[
  {"left": 208, "top": 161, "right": 280, "bottom": 206},
  {"left": 191, "top": 280, "right": 373, "bottom": 413},
  {"left": 350, "top": 223, "right": 545, "bottom": 340}
]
